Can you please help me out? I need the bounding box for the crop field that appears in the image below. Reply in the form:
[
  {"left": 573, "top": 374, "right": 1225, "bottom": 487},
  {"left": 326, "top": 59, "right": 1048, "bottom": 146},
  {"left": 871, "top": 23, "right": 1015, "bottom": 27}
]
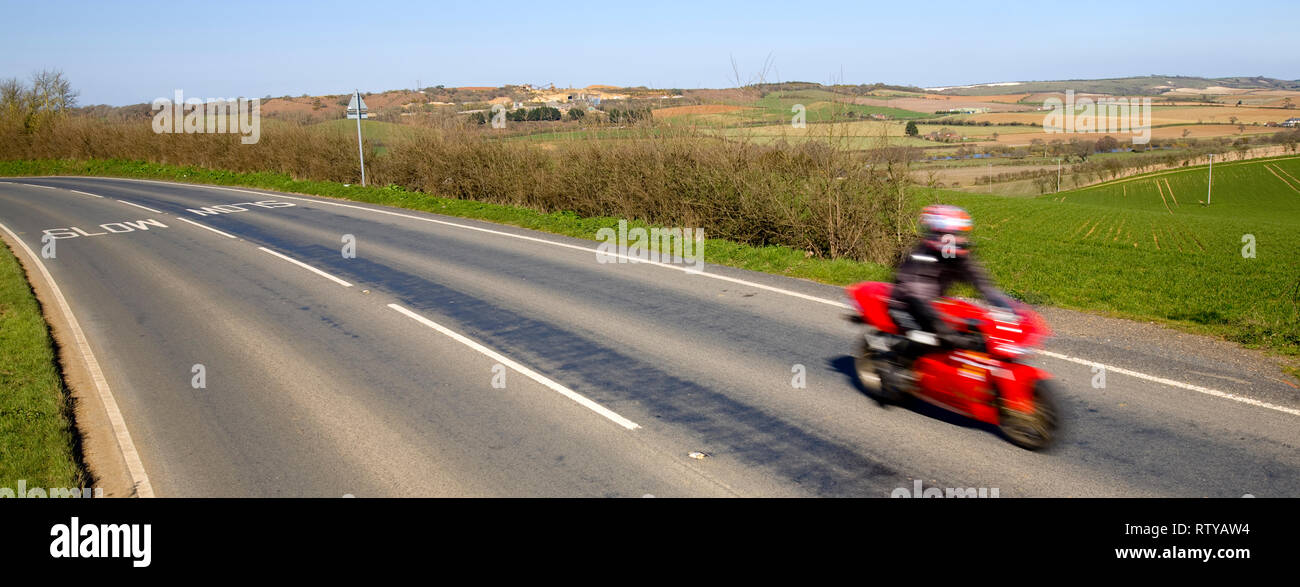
[
  {"left": 966, "top": 105, "right": 1293, "bottom": 126},
  {"left": 968, "top": 124, "right": 1281, "bottom": 147},
  {"left": 847, "top": 94, "right": 1029, "bottom": 113},
  {"left": 700, "top": 90, "right": 932, "bottom": 125},
  {"left": 943, "top": 155, "right": 1300, "bottom": 353},
  {"left": 652, "top": 104, "right": 749, "bottom": 118},
  {"left": 715, "top": 120, "right": 930, "bottom": 147}
]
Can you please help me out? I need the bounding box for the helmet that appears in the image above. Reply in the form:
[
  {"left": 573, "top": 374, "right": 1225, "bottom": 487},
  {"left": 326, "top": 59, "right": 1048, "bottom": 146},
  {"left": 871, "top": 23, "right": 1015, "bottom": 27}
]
[{"left": 919, "top": 204, "right": 973, "bottom": 257}]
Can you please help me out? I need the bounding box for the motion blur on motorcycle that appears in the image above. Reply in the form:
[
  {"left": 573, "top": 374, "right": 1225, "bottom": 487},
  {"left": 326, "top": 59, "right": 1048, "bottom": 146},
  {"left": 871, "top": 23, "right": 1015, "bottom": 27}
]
[{"left": 845, "top": 205, "right": 1060, "bottom": 450}]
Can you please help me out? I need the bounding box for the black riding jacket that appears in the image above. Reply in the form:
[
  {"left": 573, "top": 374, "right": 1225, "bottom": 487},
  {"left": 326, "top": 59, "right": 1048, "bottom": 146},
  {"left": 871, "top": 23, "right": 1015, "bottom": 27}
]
[{"left": 889, "top": 242, "right": 1011, "bottom": 335}]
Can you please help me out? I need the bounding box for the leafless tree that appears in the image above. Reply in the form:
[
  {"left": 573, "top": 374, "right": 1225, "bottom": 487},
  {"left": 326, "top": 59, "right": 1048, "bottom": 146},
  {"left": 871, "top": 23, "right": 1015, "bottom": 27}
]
[{"left": 0, "top": 69, "right": 78, "bottom": 133}]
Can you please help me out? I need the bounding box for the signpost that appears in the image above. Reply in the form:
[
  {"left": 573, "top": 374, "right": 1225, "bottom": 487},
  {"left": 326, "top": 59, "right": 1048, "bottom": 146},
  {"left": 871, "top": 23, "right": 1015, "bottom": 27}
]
[{"left": 346, "top": 91, "right": 368, "bottom": 186}]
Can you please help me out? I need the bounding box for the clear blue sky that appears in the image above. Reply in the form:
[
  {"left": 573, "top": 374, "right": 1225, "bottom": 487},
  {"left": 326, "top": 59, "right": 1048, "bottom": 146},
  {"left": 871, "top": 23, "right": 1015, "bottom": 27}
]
[{"left": 2, "top": 0, "right": 1295, "bottom": 105}]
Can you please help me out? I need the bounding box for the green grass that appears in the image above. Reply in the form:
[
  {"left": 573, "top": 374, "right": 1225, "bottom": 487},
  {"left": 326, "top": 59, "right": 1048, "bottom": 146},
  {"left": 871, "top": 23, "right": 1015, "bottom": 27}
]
[
  {"left": 3, "top": 155, "right": 1298, "bottom": 359},
  {"left": 0, "top": 236, "right": 85, "bottom": 491}
]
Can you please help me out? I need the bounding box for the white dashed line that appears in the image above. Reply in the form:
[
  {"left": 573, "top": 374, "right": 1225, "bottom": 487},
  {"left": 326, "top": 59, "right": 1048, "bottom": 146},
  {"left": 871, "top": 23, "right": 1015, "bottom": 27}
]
[
  {"left": 257, "top": 246, "right": 353, "bottom": 287},
  {"left": 0, "top": 181, "right": 99, "bottom": 197},
  {"left": 176, "top": 217, "right": 238, "bottom": 239},
  {"left": 388, "top": 303, "right": 640, "bottom": 430},
  {"left": 117, "top": 200, "right": 164, "bottom": 214}
]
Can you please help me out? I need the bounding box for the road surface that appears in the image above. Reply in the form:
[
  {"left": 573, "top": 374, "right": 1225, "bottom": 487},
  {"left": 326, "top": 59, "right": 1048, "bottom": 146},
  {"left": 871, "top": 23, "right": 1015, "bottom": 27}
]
[{"left": 1, "top": 177, "right": 1296, "bottom": 497}]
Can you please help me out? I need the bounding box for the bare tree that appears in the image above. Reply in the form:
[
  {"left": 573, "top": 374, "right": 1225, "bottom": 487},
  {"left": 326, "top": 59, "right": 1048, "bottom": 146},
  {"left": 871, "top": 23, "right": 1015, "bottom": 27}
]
[
  {"left": 0, "top": 78, "right": 25, "bottom": 119},
  {"left": 30, "top": 69, "right": 78, "bottom": 111},
  {"left": 0, "top": 69, "right": 78, "bottom": 133}
]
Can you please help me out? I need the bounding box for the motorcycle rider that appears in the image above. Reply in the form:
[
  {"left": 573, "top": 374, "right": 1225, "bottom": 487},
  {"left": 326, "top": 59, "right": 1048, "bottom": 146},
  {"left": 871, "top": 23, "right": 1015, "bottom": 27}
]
[{"left": 879, "top": 204, "right": 1015, "bottom": 394}]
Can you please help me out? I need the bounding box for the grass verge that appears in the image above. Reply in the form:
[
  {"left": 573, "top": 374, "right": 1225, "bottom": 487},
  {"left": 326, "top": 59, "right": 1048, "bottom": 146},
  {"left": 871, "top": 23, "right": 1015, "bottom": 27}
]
[{"left": 0, "top": 233, "right": 85, "bottom": 492}]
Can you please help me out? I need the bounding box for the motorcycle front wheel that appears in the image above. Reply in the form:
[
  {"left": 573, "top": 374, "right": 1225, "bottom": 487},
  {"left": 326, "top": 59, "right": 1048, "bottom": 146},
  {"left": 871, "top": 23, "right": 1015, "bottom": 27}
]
[{"left": 998, "top": 378, "right": 1061, "bottom": 450}]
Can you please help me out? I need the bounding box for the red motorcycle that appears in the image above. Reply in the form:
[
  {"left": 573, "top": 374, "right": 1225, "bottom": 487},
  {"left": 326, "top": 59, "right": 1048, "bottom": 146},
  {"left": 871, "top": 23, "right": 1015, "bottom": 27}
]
[{"left": 845, "top": 282, "right": 1061, "bottom": 450}]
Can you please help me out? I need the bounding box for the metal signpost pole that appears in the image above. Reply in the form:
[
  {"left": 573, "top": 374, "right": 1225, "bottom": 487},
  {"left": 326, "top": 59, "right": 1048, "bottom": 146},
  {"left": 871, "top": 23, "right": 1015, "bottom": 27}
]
[{"left": 355, "top": 90, "right": 366, "bottom": 187}]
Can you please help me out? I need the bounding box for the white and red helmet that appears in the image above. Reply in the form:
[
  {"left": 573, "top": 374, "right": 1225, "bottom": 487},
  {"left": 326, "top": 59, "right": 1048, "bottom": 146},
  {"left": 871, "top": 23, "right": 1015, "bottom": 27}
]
[{"left": 919, "top": 204, "right": 973, "bottom": 256}]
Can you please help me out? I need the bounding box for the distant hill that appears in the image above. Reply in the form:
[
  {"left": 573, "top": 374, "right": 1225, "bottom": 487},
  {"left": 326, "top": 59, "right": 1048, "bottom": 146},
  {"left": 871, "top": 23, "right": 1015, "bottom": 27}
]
[{"left": 933, "top": 75, "right": 1300, "bottom": 96}]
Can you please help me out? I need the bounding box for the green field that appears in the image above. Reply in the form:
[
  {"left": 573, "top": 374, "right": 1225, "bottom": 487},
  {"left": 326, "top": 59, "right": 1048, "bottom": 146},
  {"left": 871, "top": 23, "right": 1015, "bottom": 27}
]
[
  {"left": 749, "top": 91, "right": 932, "bottom": 122},
  {"left": 0, "top": 238, "right": 85, "bottom": 491},
  {"left": 946, "top": 155, "right": 1300, "bottom": 353}
]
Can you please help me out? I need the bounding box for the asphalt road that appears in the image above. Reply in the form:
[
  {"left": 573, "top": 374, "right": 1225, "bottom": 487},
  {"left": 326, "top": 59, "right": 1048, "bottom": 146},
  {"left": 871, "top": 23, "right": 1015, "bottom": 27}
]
[{"left": 1, "top": 177, "right": 1297, "bottom": 497}]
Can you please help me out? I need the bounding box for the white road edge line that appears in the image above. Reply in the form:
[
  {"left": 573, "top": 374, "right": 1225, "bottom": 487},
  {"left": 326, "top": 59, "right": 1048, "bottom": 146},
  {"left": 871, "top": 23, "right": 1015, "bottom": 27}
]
[
  {"left": 0, "top": 222, "right": 155, "bottom": 497},
  {"left": 387, "top": 303, "right": 641, "bottom": 430},
  {"left": 1039, "top": 350, "right": 1300, "bottom": 417},
  {"left": 117, "top": 199, "right": 164, "bottom": 214},
  {"left": 257, "top": 246, "right": 353, "bottom": 287},
  {"left": 176, "top": 216, "right": 238, "bottom": 239},
  {"left": 65, "top": 177, "right": 1300, "bottom": 417}
]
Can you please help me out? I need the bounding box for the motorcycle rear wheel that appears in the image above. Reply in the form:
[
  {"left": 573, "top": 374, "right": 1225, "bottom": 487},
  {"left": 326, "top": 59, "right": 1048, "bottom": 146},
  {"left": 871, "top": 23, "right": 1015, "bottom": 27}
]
[{"left": 855, "top": 341, "right": 905, "bottom": 404}]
